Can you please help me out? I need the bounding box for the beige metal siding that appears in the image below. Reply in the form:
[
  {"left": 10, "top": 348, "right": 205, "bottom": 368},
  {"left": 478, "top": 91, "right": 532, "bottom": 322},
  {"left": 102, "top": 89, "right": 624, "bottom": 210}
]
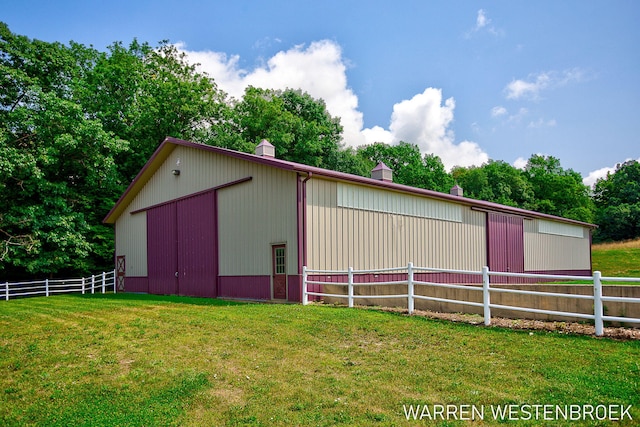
[
  {"left": 524, "top": 219, "right": 591, "bottom": 271},
  {"left": 306, "top": 178, "right": 486, "bottom": 270},
  {"left": 217, "top": 165, "right": 298, "bottom": 276},
  {"left": 115, "top": 211, "right": 147, "bottom": 277},
  {"left": 114, "top": 146, "right": 299, "bottom": 278}
]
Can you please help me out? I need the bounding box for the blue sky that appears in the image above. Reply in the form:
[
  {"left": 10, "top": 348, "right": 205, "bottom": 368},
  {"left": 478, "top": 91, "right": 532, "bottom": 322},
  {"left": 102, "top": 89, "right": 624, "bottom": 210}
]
[{"left": 3, "top": 0, "right": 639, "bottom": 184}]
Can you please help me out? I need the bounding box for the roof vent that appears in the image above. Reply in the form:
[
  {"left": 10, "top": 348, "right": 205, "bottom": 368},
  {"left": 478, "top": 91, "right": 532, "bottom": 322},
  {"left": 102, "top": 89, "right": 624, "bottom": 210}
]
[
  {"left": 450, "top": 184, "right": 463, "bottom": 197},
  {"left": 255, "top": 139, "right": 275, "bottom": 158},
  {"left": 371, "top": 162, "right": 393, "bottom": 182}
]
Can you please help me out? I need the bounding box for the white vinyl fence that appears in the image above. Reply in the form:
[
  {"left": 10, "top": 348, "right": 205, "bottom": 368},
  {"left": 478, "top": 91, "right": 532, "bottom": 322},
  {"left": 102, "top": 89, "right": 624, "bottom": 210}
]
[
  {"left": 3, "top": 270, "right": 116, "bottom": 301},
  {"left": 302, "top": 264, "right": 640, "bottom": 337}
]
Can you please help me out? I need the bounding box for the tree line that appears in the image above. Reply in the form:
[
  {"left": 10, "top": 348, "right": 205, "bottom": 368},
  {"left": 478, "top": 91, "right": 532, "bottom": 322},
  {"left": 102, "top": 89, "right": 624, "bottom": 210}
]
[{"left": 1, "top": 24, "right": 638, "bottom": 279}]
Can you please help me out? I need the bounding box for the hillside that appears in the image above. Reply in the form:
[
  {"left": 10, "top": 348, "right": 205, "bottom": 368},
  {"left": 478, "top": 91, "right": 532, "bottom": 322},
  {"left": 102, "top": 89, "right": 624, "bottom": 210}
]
[{"left": 592, "top": 238, "right": 640, "bottom": 277}]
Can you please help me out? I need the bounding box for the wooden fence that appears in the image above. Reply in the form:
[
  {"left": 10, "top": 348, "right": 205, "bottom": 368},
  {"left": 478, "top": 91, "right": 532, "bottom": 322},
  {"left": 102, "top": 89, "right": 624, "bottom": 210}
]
[
  {"left": 302, "top": 264, "right": 640, "bottom": 336},
  {"left": 3, "top": 270, "right": 117, "bottom": 300}
]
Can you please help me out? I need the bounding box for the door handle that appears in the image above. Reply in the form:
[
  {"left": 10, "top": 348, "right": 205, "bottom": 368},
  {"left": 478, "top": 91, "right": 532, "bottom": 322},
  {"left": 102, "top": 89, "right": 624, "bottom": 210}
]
[{"left": 175, "top": 271, "right": 179, "bottom": 278}]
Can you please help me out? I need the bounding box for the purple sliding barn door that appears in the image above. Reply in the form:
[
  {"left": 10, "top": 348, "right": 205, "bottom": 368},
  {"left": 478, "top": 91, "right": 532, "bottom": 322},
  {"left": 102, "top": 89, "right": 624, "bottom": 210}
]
[
  {"left": 147, "top": 203, "right": 178, "bottom": 295},
  {"left": 177, "top": 192, "right": 218, "bottom": 297},
  {"left": 146, "top": 192, "right": 218, "bottom": 297},
  {"left": 487, "top": 212, "right": 524, "bottom": 273}
]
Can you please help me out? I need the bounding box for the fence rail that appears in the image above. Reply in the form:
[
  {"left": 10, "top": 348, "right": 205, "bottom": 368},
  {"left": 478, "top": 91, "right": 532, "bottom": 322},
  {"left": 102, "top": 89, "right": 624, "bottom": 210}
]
[
  {"left": 302, "top": 264, "right": 640, "bottom": 337},
  {"left": 3, "top": 270, "right": 117, "bottom": 301}
]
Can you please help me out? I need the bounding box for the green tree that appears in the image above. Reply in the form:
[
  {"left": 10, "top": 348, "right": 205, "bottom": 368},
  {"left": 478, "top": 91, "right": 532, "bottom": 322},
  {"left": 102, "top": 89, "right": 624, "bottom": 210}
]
[
  {"left": 0, "top": 23, "right": 127, "bottom": 278},
  {"left": 452, "top": 160, "right": 535, "bottom": 208},
  {"left": 356, "top": 142, "right": 453, "bottom": 192},
  {"left": 232, "top": 86, "right": 344, "bottom": 168},
  {"left": 78, "top": 40, "right": 230, "bottom": 180},
  {"left": 593, "top": 160, "right": 640, "bottom": 242},
  {"left": 523, "top": 154, "right": 594, "bottom": 222}
]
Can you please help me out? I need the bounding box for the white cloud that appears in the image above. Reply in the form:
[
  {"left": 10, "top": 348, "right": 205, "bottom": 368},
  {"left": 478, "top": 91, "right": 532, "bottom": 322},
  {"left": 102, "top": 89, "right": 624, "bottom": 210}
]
[
  {"left": 491, "top": 106, "right": 507, "bottom": 117},
  {"left": 360, "top": 126, "right": 393, "bottom": 145},
  {"left": 513, "top": 157, "right": 528, "bottom": 170},
  {"left": 365, "top": 88, "right": 489, "bottom": 170},
  {"left": 583, "top": 157, "right": 640, "bottom": 187},
  {"left": 505, "top": 69, "right": 587, "bottom": 100},
  {"left": 527, "top": 118, "right": 557, "bottom": 128},
  {"left": 508, "top": 107, "right": 529, "bottom": 123},
  {"left": 583, "top": 166, "right": 616, "bottom": 188},
  {"left": 466, "top": 9, "right": 504, "bottom": 38},
  {"left": 177, "top": 40, "right": 366, "bottom": 146},
  {"left": 177, "top": 40, "right": 488, "bottom": 170},
  {"left": 476, "top": 9, "right": 490, "bottom": 29}
]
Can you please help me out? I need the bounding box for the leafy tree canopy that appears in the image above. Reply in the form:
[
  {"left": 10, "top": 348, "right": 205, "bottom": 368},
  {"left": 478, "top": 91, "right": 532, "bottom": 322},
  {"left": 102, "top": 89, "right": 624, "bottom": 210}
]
[
  {"left": 593, "top": 160, "right": 640, "bottom": 242},
  {"left": 356, "top": 142, "right": 453, "bottom": 192}
]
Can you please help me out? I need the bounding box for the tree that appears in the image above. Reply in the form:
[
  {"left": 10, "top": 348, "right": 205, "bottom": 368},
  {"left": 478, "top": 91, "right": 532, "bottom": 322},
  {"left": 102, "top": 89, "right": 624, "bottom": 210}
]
[
  {"left": 356, "top": 142, "right": 453, "bottom": 192},
  {"left": 0, "top": 23, "right": 127, "bottom": 278},
  {"left": 452, "top": 160, "right": 535, "bottom": 208},
  {"left": 232, "top": 87, "right": 344, "bottom": 168},
  {"left": 593, "top": 160, "right": 640, "bottom": 242},
  {"left": 523, "top": 154, "right": 594, "bottom": 223},
  {"left": 77, "top": 40, "right": 230, "bottom": 180}
]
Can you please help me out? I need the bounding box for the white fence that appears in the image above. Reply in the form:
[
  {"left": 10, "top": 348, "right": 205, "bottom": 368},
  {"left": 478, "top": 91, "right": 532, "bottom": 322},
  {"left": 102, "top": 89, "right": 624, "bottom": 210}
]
[
  {"left": 302, "top": 264, "right": 640, "bottom": 337},
  {"left": 3, "top": 270, "right": 117, "bottom": 301}
]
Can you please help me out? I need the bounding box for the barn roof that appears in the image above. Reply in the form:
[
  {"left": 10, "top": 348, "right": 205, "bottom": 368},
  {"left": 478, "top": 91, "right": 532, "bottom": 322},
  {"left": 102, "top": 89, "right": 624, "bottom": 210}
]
[{"left": 103, "top": 136, "right": 597, "bottom": 228}]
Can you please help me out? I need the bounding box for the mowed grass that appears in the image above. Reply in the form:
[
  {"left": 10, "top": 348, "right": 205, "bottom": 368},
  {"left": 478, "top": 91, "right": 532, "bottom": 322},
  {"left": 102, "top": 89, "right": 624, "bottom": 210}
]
[
  {"left": 593, "top": 238, "right": 640, "bottom": 278},
  {"left": 1, "top": 294, "right": 639, "bottom": 426}
]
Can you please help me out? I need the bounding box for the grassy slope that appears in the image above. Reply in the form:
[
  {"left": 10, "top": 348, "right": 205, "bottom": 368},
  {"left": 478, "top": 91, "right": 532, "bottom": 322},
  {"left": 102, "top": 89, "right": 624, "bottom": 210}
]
[
  {"left": 592, "top": 238, "right": 640, "bottom": 277},
  {"left": 1, "top": 294, "right": 639, "bottom": 426}
]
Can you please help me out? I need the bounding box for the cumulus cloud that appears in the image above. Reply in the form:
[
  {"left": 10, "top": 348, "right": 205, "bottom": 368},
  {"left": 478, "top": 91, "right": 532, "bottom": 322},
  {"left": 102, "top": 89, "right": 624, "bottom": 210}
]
[
  {"left": 505, "top": 68, "right": 587, "bottom": 100},
  {"left": 177, "top": 40, "right": 366, "bottom": 146},
  {"left": 177, "top": 40, "right": 488, "bottom": 170},
  {"left": 513, "top": 157, "right": 529, "bottom": 170},
  {"left": 583, "top": 157, "right": 640, "bottom": 187},
  {"left": 365, "top": 88, "right": 489, "bottom": 169}
]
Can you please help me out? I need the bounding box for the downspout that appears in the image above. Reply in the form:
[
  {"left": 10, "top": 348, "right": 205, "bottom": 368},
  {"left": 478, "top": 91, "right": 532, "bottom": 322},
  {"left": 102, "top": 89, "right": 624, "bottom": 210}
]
[{"left": 297, "top": 172, "right": 312, "bottom": 301}]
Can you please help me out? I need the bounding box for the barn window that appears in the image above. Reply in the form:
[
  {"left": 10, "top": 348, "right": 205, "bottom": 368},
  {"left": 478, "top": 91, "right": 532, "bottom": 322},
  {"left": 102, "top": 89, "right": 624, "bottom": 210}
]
[
  {"left": 337, "top": 182, "right": 462, "bottom": 223},
  {"left": 538, "top": 220, "right": 585, "bottom": 238},
  {"left": 275, "top": 247, "right": 286, "bottom": 274}
]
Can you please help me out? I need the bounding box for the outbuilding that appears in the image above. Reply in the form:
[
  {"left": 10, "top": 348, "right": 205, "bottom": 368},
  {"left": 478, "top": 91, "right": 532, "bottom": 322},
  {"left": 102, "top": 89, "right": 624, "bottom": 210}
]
[{"left": 103, "top": 137, "right": 595, "bottom": 301}]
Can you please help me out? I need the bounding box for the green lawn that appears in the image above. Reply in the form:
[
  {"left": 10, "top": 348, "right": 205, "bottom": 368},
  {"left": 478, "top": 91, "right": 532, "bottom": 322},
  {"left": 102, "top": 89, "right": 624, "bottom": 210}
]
[
  {"left": 1, "top": 293, "right": 639, "bottom": 426},
  {"left": 592, "top": 239, "right": 640, "bottom": 278}
]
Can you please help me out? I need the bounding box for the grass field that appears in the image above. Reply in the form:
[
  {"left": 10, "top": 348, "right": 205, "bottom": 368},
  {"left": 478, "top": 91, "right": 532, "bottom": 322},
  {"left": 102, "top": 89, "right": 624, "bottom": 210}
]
[
  {"left": 592, "top": 238, "right": 640, "bottom": 277},
  {"left": 1, "top": 293, "right": 639, "bottom": 426}
]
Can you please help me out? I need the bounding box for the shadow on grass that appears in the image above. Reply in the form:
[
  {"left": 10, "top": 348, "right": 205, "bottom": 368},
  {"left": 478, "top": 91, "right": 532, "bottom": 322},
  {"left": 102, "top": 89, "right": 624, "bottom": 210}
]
[{"left": 68, "top": 292, "right": 250, "bottom": 307}]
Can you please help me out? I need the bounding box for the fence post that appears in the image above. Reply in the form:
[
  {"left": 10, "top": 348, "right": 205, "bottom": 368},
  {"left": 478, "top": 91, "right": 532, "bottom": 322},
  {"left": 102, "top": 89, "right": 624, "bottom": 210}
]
[
  {"left": 91, "top": 275, "right": 95, "bottom": 294},
  {"left": 45, "top": 279, "right": 49, "bottom": 297},
  {"left": 102, "top": 271, "right": 106, "bottom": 294},
  {"left": 5, "top": 282, "right": 8, "bottom": 301},
  {"left": 348, "top": 267, "right": 354, "bottom": 308},
  {"left": 302, "top": 266, "right": 308, "bottom": 305},
  {"left": 81, "top": 277, "right": 85, "bottom": 294},
  {"left": 407, "top": 262, "right": 414, "bottom": 315},
  {"left": 482, "top": 266, "right": 491, "bottom": 326},
  {"left": 113, "top": 269, "right": 117, "bottom": 294},
  {"left": 593, "top": 271, "right": 604, "bottom": 336}
]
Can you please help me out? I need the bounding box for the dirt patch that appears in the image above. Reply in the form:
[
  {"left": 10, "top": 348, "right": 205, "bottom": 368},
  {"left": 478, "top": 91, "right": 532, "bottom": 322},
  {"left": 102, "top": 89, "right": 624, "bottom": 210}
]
[{"left": 371, "top": 306, "right": 640, "bottom": 340}]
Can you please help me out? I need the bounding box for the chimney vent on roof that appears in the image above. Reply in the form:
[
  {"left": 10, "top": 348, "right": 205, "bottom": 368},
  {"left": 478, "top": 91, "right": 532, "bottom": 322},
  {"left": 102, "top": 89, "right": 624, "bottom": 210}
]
[
  {"left": 450, "top": 184, "right": 463, "bottom": 197},
  {"left": 371, "top": 162, "right": 393, "bottom": 182},
  {"left": 255, "top": 139, "right": 275, "bottom": 158}
]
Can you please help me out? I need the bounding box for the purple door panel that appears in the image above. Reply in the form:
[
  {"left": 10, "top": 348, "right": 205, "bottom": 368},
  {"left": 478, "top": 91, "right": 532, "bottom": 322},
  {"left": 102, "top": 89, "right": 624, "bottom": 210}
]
[
  {"left": 146, "top": 192, "right": 218, "bottom": 297},
  {"left": 177, "top": 193, "right": 217, "bottom": 297},
  {"left": 487, "top": 212, "right": 524, "bottom": 273},
  {"left": 147, "top": 203, "right": 178, "bottom": 295}
]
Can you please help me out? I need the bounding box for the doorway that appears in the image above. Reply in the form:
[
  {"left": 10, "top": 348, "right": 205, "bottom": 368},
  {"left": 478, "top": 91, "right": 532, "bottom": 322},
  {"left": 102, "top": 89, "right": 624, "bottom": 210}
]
[{"left": 272, "top": 245, "right": 287, "bottom": 299}]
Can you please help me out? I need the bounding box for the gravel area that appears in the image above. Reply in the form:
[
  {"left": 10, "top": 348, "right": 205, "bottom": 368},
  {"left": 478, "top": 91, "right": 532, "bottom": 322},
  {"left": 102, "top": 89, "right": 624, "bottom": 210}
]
[{"left": 372, "top": 307, "right": 640, "bottom": 340}]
